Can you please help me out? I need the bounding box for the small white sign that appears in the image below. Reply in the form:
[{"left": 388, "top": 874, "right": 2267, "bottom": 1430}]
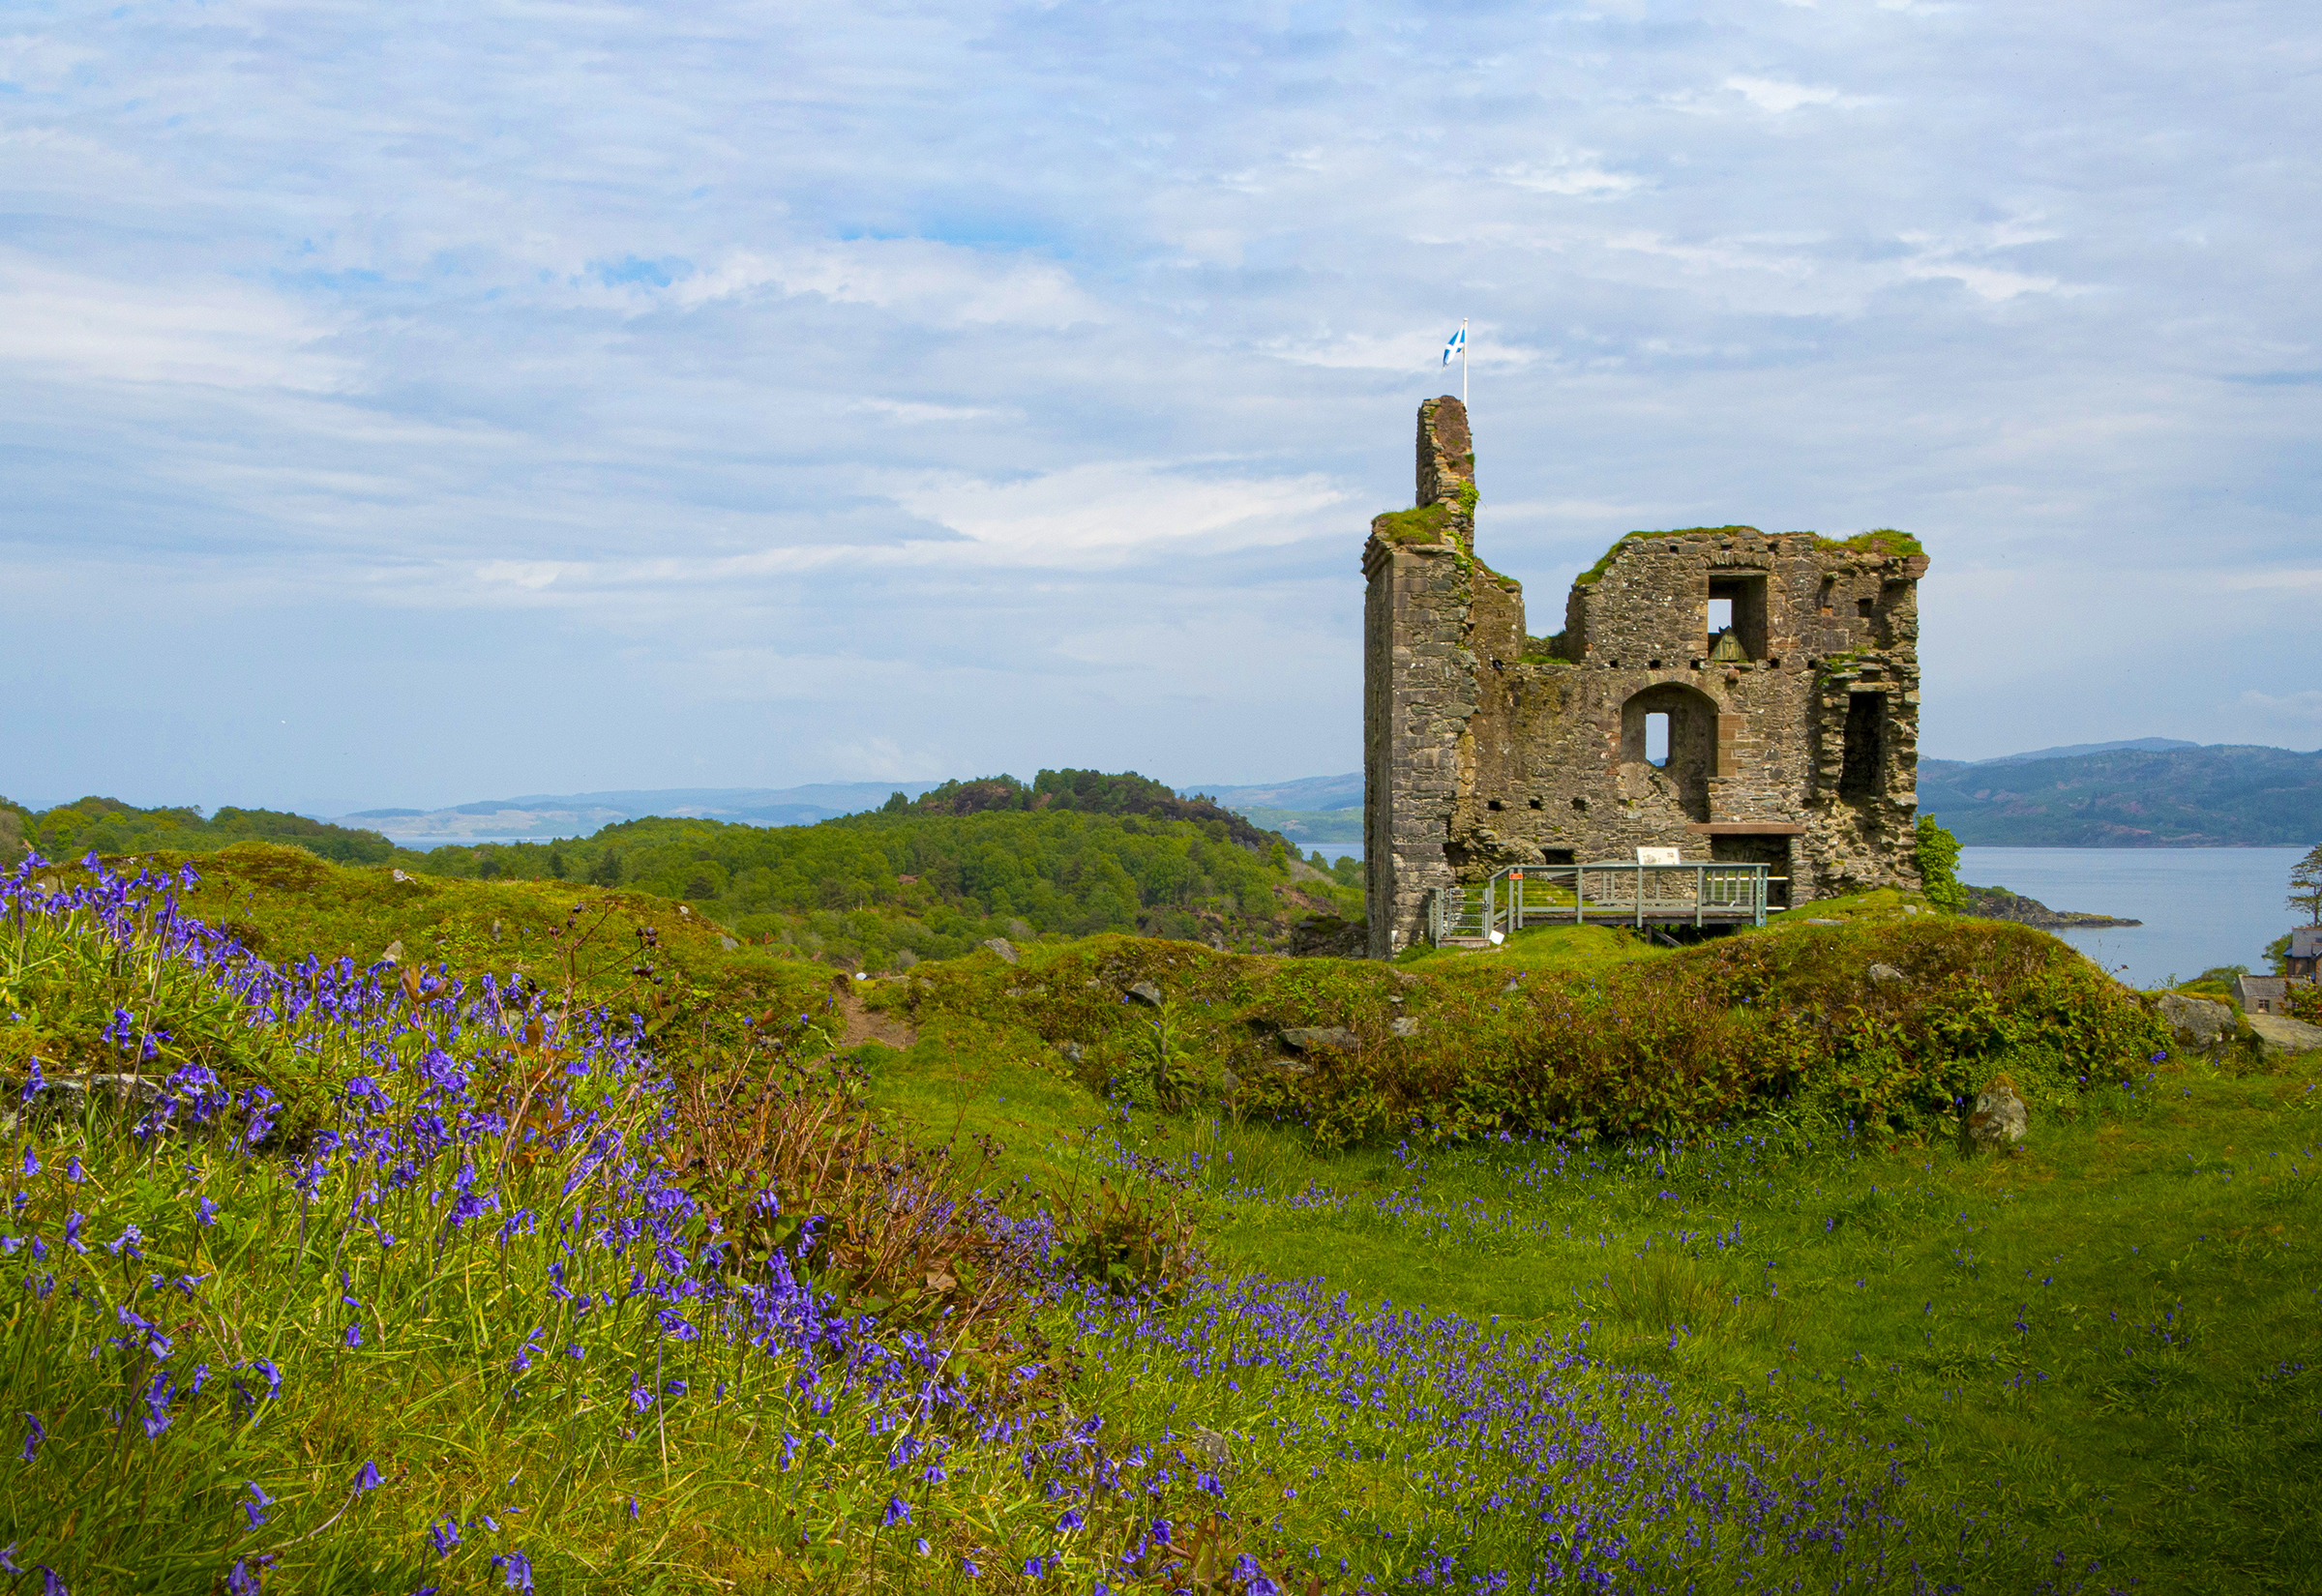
[
  {"left": 1488, "top": 930, "right": 1506, "bottom": 945},
  {"left": 1636, "top": 846, "right": 1682, "bottom": 866}
]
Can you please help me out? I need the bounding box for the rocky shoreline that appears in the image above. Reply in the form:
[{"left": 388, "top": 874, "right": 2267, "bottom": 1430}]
[{"left": 1964, "top": 883, "right": 2142, "bottom": 930}]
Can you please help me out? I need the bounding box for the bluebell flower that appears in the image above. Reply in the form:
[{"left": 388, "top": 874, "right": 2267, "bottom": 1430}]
[
  {"left": 352, "top": 1460, "right": 383, "bottom": 1493},
  {"left": 490, "top": 1551, "right": 532, "bottom": 1591},
  {"left": 19, "top": 1415, "right": 43, "bottom": 1464},
  {"left": 243, "top": 1482, "right": 272, "bottom": 1529}
]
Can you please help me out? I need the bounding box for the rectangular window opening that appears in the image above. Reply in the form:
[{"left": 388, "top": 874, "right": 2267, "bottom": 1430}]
[
  {"left": 1646, "top": 711, "right": 1671, "bottom": 767},
  {"left": 1857, "top": 597, "right": 1875, "bottom": 618},
  {"left": 1839, "top": 693, "right": 1885, "bottom": 799},
  {"left": 1707, "top": 576, "right": 1768, "bottom": 659}
]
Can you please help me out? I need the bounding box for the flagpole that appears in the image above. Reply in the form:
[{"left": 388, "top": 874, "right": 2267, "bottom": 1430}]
[{"left": 1461, "top": 317, "right": 1470, "bottom": 407}]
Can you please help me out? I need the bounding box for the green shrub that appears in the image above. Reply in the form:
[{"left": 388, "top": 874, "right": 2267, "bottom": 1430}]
[{"left": 1914, "top": 814, "right": 1968, "bottom": 912}]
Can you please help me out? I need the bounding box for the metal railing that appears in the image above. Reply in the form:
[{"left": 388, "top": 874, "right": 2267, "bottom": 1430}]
[{"left": 1455, "top": 861, "right": 1772, "bottom": 943}]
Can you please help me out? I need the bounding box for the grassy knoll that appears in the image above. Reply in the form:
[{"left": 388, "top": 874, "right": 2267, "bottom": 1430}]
[{"left": 4, "top": 846, "right": 2315, "bottom": 1592}]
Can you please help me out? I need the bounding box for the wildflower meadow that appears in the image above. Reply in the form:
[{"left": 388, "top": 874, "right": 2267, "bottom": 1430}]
[{"left": 2, "top": 850, "right": 2316, "bottom": 1593}]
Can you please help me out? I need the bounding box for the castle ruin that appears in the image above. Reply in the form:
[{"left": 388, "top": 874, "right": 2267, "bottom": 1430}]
[{"left": 1363, "top": 396, "right": 1929, "bottom": 957}]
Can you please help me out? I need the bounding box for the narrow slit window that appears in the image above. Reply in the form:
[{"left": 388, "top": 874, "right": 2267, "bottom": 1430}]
[
  {"left": 1646, "top": 711, "right": 1671, "bottom": 767},
  {"left": 1707, "top": 597, "right": 1734, "bottom": 634},
  {"left": 1839, "top": 693, "right": 1885, "bottom": 797}
]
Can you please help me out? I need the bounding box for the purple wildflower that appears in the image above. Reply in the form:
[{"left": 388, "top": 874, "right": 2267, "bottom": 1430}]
[
  {"left": 352, "top": 1460, "right": 383, "bottom": 1493},
  {"left": 882, "top": 1496, "right": 911, "bottom": 1527},
  {"left": 19, "top": 1414, "right": 43, "bottom": 1463},
  {"left": 243, "top": 1482, "right": 272, "bottom": 1529},
  {"left": 429, "top": 1518, "right": 461, "bottom": 1556},
  {"left": 490, "top": 1551, "right": 533, "bottom": 1591}
]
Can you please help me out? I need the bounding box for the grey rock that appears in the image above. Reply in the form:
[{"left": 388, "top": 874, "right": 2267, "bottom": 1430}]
[
  {"left": 2246, "top": 1011, "right": 2322, "bottom": 1058},
  {"left": 1502, "top": 976, "right": 1522, "bottom": 993},
  {"left": 1280, "top": 1025, "right": 1360, "bottom": 1051},
  {"left": 1219, "top": 1069, "right": 1241, "bottom": 1092},
  {"left": 1960, "top": 1082, "right": 2029, "bottom": 1152},
  {"left": 2, "top": 1073, "right": 169, "bottom": 1135},
  {"left": 2157, "top": 991, "right": 2235, "bottom": 1050},
  {"left": 1262, "top": 1056, "right": 1313, "bottom": 1079},
  {"left": 1123, "top": 980, "right": 1163, "bottom": 1007},
  {"left": 390, "top": 869, "right": 412, "bottom": 883},
  {"left": 1389, "top": 1017, "right": 1421, "bottom": 1039},
  {"left": 1056, "top": 1041, "right": 1085, "bottom": 1065},
  {"left": 718, "top": 934, "right": 738, "bottom": 951},
  {"left": 1191, "top": 1425, "right": 1234, "bottom": 1474},
  {"left": 982, "top": 937, "right": 1020, "bottom": 965},
  {"left": 1868, "top": 962, "right": 1908, "bottom": 987},
  {"left": 1803, "top": 918, "right": 1841, "bottom": 926}
]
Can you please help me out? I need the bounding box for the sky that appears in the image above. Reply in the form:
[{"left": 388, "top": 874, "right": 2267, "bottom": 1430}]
[{"left": 2, "top": 0, "right": 2317, "bottom": 815}]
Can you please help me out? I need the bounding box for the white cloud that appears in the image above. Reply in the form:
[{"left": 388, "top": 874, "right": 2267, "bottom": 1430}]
[
  {"left": 1723, "top": 75, "right": 1869, "bottom": 113},
  {"left": 671, "top": 242, "right": 1103, "bottom": 328},
  {"left": 0, "top": 252, "right": 350, "bottom": 391}
]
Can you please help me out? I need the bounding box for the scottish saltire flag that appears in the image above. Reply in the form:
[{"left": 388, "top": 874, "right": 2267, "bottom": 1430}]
[{"left": 1442, "top": 324, "right": 1466, "bottom": 366}]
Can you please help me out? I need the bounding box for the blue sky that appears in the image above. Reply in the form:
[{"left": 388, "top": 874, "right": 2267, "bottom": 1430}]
[{"left": 2, "top": 0, "right": 2317, "bottom": 813}]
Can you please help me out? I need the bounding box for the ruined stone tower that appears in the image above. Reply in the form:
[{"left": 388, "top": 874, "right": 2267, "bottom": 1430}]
[{"left": 1362, "top": 397, "right": 1928, "bottom": 957}]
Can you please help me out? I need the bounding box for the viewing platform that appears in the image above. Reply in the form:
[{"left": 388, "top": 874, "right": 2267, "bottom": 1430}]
[{"left": 1427, "top": 860, "right": 1777, "bottom": 947}]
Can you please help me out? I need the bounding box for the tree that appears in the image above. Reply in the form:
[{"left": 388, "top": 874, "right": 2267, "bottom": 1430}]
[
  {"left": 2288, "top": 841, "right": 2322, "bottom": 925},
  {"left": 1914, "top": 814, "right": 1969, "bottom": 912}
]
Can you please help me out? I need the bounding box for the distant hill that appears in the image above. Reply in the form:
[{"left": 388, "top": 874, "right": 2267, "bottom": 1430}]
[
  {"left": 1179, "top": 773, "right": 1363, "bottom": 847},
  {"left": 1184, "top": 773, "right": 1361, "bottom": 812},
  {"left": 1969, "top": 738, "right": 2199, "bottom": 766},
  {"left": 337, "top": 781, "right": 942, "bottom": 841},
  {"left": 1, "top": 795, "right": 394, "bottom": 866},
  {"left": 1920, "top": 744, "right": 2322, "bottom": 846}
]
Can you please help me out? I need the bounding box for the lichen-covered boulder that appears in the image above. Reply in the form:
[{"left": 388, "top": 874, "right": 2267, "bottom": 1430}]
[
  {"left": 2246, "top": 1011, "right": 2322, "bottom": 1058},
  {"left": 2157, "top": 991, "right": 2234, "bottom": 1050},
  {"left": 1960, "top": 1081, "right": 2028, "bottom": 1153}
]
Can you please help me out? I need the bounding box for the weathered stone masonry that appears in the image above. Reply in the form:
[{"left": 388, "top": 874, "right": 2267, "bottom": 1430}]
[{"left": 1364, "top": 397, "right": 1929, "bottom": 957}]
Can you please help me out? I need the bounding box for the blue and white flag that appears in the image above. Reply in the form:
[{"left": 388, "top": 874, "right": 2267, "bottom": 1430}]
[{"left": 1442, "top": 324, "right": 1466, "bottom": 366}]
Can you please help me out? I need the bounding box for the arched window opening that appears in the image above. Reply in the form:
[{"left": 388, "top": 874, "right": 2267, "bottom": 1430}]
[{"left": 1620, "top": 684, "right": 1716, "bottom": 823}]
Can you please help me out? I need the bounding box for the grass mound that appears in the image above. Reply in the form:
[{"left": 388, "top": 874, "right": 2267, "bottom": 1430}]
[{"left": 891, "top": 917, "right": 2167, "bottom": 1145}]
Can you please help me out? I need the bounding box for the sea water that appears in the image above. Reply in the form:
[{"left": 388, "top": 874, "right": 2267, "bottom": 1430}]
[{"left": 1958, "top": 846, "right": 2308, "bottom": 990}]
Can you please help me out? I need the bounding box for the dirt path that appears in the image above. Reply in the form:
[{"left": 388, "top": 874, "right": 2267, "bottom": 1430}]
[{"left": 830, "top": 983, "right": 917, "bottom": 1050}]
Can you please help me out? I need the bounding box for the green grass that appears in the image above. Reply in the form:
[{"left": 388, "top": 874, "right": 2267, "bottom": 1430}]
[
  {"left": 853, "top": 1035, "right": 2322, "bottom": 1592},
  {"left": 16, "top": 848, "right": 2319, "bottom": 1591}
]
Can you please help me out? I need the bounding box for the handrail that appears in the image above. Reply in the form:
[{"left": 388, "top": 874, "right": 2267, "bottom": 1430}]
[{"left": 1474, "top": 860, "right": 1770, "bottom": 940}]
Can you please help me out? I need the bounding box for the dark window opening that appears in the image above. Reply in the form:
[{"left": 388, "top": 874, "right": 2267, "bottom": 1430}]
[
  {"left": 1570, "top": 797, "right": 1588, "bottom": 813},
  {"left": 1486, "top": 799, "right": 1503, "bottom": 811},
  {"left": 1840, "top": 693, "right": 1885, "bottom": 799},
  {"left": 1708, "top": 574, "right": 1769, "bottom": 659},
  {"left": 1528, "top": 797, "right": 1543, "bottom": 810},
  {"left": 1857, "top": 597, "right": 1875, "bottom": 618},
  {"left": 1541, "top": 847, "right": 1575, "bottom": 865},
  {"left": 1646, "top": 712, "right": 1671, "bottom": 767},
  {"left": 1712, "top": 834, "right": 1792, "bottom": 909},
  {"left": 1649, "top": 658, "right": 1662, "bottom": 669}
]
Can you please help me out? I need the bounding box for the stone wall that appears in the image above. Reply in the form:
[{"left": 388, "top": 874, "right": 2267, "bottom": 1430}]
[{"left": 1362, "top": 398, "right": 1929, "bottom": 955}]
